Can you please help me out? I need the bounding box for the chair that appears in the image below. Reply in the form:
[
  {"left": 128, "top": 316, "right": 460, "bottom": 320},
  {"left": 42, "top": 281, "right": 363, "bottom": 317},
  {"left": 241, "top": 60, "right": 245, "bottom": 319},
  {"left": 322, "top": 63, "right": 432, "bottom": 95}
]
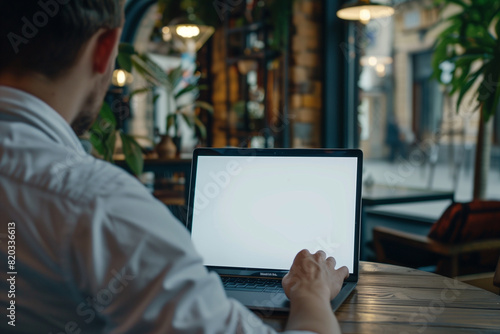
[
  {"left": 494, "top": 256, "right": 500, "bottom": 288},
  {"left": 373, "top": 226, "right": 500, "bottom": 277},
  {"left": 456, "top": 255, "right": 500, "bottom": 294},
  {"left": 372, "top": 200, "right": 500, "bottom": 278}
]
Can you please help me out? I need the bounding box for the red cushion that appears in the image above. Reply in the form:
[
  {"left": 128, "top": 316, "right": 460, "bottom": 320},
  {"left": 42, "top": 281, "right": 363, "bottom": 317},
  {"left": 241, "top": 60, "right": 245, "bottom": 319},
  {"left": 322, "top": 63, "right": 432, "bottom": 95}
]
[{"left": 428, "top": 201, "right": 500, "bottom": 243}]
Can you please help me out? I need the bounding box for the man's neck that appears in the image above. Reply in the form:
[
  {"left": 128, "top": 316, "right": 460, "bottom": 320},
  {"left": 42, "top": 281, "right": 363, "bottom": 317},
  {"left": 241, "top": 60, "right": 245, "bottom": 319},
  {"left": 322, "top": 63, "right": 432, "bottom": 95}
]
[{"left": 0, "top": 71, "right": 83, "bottom": 124}]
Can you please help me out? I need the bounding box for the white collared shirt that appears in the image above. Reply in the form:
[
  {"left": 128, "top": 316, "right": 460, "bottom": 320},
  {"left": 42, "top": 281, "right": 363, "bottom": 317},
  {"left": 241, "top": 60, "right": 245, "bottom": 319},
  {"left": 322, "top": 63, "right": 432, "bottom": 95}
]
[{"left": 0, "top": 86, "right": 314, "bottom": 334}]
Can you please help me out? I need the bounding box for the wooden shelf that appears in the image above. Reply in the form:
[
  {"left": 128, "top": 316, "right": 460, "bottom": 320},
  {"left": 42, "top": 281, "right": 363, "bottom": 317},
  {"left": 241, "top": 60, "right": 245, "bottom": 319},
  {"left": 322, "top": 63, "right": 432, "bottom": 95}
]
[
  {"left": 226, "top": 22, "right": 266, "bottom": 35},
  {"left": 222, "top": 0, "right": 290, "bottom": 148},
  {"left": 226, "top": 50, "right": 280, "bottom": 65}
]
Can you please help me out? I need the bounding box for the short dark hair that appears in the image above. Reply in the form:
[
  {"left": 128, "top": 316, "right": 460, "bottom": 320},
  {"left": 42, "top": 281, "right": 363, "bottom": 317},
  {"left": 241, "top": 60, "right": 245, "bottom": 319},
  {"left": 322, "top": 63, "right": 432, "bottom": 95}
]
[{"left": 0, "top": 0, "right": 124, "bottom": 79}]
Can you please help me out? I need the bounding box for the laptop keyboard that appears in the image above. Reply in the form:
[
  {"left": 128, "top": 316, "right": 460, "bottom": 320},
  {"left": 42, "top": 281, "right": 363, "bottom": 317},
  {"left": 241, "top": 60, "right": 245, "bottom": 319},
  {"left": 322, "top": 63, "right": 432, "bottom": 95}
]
[{"left": 221, "top": 276, "right": 284, "bottom": 292}]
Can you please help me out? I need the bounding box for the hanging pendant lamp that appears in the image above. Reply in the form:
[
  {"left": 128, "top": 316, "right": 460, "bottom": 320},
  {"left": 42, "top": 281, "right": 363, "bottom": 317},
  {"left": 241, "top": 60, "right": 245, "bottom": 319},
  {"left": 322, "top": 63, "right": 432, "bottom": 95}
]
[
  {"left": 162, "top": 16, "right": 214, "bottom": 54},
  {"left": 337, "top": 0, "right": 394, "bottom": 24}
]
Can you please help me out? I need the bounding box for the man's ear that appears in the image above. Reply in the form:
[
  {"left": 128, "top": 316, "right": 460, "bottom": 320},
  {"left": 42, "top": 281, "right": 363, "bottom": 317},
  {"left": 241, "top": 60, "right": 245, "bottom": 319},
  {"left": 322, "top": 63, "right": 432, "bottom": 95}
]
[{"left": 93, "top": 28, "right": 121, "bottom": 74}]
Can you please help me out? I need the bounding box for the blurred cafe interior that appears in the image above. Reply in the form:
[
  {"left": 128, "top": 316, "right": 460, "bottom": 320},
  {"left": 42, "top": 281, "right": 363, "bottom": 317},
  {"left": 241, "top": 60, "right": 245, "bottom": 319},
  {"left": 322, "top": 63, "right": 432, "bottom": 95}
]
[{"left": 92, "top": 0, "right": 500, "bottom": 293}]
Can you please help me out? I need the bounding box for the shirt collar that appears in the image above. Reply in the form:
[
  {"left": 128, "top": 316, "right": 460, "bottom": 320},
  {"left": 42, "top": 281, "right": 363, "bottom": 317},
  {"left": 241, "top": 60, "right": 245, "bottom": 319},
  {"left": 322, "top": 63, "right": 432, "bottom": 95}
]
[{"left": 0, "top": 85, "right": 85, "bottom": 153}]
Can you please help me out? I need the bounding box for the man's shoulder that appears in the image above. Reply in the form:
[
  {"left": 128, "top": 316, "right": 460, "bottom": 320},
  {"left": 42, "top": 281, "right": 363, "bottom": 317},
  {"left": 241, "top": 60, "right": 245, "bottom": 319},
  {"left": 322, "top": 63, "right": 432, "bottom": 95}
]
[
  {"left": 0, "top": 139, "right": 146, "bottom": 205},
  {"left": 49, "top": 150, "right": 147, "bottom": 204}
]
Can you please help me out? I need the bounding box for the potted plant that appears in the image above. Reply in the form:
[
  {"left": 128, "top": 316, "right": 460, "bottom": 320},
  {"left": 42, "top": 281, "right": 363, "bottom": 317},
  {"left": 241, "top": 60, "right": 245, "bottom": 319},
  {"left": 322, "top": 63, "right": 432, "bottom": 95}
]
[
  {"left": 432, "top": 0, "right": 500, "bottom": 199},
  {"left": 89, "top": 101, "right": 145, "bottom": 176},
  {"left": 123, "top": 46, "right": 213, "bottom": 155},
  {"left": 163, "top": 65, "right": 214, "bottom": 153},
  {"left": 90, "top": 43, "right": 212, "bottom": 162}
]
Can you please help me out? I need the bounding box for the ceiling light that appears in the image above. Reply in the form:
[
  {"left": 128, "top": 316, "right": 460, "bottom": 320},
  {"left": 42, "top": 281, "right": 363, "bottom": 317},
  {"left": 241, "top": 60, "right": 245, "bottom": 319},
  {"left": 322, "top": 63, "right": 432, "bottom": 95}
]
[
  {"left": 176, "top": 25, "right": 201, "bottom": 39},
  {"left": 165, "top": 17, "right": 215, "bottom": 53},
  {"left": 337, "top": 0, "right": 394, "bottom": 24}
]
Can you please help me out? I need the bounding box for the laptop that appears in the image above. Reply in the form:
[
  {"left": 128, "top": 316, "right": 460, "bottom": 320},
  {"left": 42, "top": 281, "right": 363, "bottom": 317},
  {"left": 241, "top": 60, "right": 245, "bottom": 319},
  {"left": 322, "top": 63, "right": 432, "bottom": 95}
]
[{"left": 186, "top": 148, "right": 362, "bottom": 312}]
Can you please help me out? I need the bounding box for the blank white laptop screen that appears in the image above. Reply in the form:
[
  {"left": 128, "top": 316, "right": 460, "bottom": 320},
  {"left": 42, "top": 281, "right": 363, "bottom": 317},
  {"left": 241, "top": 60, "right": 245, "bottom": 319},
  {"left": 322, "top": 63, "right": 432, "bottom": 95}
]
[{"left": 190, "top": 156, "right": 358, "bottom": 273}]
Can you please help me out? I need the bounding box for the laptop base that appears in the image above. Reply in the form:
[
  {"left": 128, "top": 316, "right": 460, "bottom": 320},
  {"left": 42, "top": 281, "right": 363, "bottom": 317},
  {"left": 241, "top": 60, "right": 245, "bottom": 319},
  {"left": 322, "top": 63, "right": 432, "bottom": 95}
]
[{"left": 227, "top": 282, "right": 356, "bottom": 313}]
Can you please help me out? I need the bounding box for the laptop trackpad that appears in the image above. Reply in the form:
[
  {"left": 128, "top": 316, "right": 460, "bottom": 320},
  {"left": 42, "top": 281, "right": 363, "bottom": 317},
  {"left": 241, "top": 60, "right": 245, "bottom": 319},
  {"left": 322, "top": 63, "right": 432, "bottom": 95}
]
[{"left": 227, "top": 290, "right": 290, "bottom": 312}]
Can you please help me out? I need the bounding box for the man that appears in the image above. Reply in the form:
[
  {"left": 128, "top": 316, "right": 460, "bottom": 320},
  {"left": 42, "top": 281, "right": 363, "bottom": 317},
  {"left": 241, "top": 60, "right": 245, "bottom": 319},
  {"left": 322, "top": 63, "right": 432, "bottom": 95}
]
[{"left": 0, "top": 1, "right": 349, "bottom": 333}]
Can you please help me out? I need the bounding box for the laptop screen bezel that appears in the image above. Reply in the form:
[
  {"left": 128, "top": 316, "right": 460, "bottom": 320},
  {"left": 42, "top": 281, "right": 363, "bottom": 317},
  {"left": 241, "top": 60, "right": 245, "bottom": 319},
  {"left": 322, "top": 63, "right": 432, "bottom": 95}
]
[{"left": 186, "top": 148, "right": 362, "bottom": 282}]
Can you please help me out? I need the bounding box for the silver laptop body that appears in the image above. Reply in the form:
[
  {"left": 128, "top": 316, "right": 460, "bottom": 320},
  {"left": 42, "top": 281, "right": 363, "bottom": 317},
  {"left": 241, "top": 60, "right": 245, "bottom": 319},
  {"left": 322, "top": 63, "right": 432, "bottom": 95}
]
[{"left": 186, "top": 148, "right": 362, "bottom": 312}]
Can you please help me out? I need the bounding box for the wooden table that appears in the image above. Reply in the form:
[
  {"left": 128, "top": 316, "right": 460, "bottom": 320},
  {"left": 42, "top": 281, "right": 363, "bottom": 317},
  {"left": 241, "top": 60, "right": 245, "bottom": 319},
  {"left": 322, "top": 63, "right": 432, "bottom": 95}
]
[
  {"left": 362, "top": 184, "right": 455, "bottom": 207},
  {"left": 259, "top": 262, "right": 500, "bottom": 333}
]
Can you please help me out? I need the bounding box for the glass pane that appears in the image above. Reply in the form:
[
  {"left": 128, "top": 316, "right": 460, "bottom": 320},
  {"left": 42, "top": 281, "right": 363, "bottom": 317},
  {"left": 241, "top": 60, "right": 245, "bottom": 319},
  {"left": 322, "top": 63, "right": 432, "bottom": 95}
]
[{"left": 356, "top": 0, "right": 500, "bottom": 217}]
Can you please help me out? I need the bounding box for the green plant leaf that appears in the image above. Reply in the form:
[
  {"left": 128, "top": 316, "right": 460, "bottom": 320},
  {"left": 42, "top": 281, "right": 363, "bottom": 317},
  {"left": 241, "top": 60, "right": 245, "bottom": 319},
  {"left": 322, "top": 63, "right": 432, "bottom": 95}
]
[
  {"left": 166, "top": 114, "right": 176, "bottom": 132},
  {"left": 432, "top": 0, "right": 500, "bottom": 125},
  {"left": 450, "top": 61, "right": 473, "bottom": 95},
  {"left": 117, "top": 43, "right": 137, "bottom": 73},
  {"left": 140, "top": 54, "right": 171, "bottom": 86},
  {"left": 104, "top": 130, "right": 116, "bottom": 163},
  {"left": 120, "top": 132, "right": 144, "bottom": 176},
  {"left": 194, "top": 117, "right": 207, "bottom": 140},
  {"left": 177, "top": 101, "right": 215, "bottom": 114},
  {"left": 117, "top": 43, "right": 212, "bottom": 143},
  {"left": 442, "top": 0, "right": 466, "bottom": 7},
  {"left": 194, "top": 101, "right": 214, "bottom": 114},
  {"left": 130, "top": 54, "right": 171, "bottom": 87},
  {"left": 456, "top": 69, "right": 482, "bottom": 112},
  {"left": 496, "top": 13, "right": 500, "bottom": 38},
  {"left": 168, "top": 66, "right": 184, "bottom": 88},
  {"left": 175, "top": 84, "right": 199, "bottom": 99},
  {"left": 117, "top": 54, "right": 133, "bottom": 73},
  {"left": 119, "top": 43, "right": 136, "bottom": 55},
  {"left": 130, "top": 55, "right": 159, "bottom": 86},
  {"left": 130, "top": 87, "right": 154, "bottom": 99},
  {"left": 89, "top": 103, "right": 117, "bottom": 157},
  {"left": 479, "top": 62, "right": 500, "bottom": 121},
  {"left": 487, "top": 76, "right": 500, "bottom": 121},
  {"left": 431, "top": 45, "right": 450, "bottom": 81},
  {"left": 89, "top": 130, "right": 106, "bottom": 156},
  {"left": 99, "top": 102, "right": 117, "bottom": 128},
  {"left": 181, "top": 113, "right": 194, "bottom": 128}
]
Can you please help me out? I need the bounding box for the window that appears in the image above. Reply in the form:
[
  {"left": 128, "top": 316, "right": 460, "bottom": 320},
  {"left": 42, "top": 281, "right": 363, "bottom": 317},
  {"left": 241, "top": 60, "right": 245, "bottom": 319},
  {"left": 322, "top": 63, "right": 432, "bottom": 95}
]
[{"left": 346, "top": 0, "right": 500, "bottom": 208}]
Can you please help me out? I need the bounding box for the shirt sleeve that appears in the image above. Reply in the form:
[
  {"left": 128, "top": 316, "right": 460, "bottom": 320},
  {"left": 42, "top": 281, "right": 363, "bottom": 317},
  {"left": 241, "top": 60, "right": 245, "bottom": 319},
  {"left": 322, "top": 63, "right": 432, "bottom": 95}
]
[{"left": 67, "top": 171, "right": 317, "bottom": 334}]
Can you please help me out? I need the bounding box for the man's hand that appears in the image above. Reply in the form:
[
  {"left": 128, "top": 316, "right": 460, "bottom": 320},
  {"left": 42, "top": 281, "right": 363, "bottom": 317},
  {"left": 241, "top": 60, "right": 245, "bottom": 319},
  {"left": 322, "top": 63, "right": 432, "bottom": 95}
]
[
  {"left": 282, "top": 249, "right": 349, "bottom": 302},
  {"left": 282, "top": 250, "right": 349, "bottom": 334}
]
